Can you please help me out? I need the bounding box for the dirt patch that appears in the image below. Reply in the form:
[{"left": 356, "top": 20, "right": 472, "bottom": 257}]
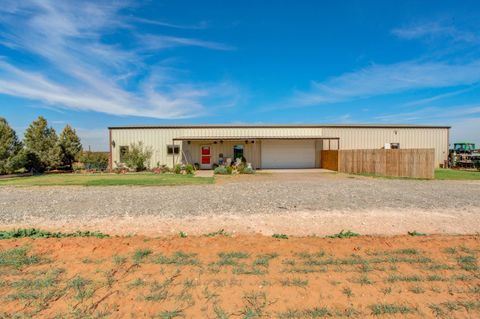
[{"left": 0, "top": 234, "right": 479, "bottom": 318}]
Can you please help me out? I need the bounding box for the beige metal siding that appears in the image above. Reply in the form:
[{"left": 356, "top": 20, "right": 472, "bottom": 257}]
[
  {"left": 111, "top": 127, "right": 323, "bottom": 168},
  {"left": 110, "top": 126, "right": 448, "bottom": 168},
  {"left": 322, "top": 127, "right": 449, "bottom": 167}
]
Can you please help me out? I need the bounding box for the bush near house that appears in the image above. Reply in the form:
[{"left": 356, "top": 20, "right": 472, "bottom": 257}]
[
  {"left": 121, "top": 142, "right": 152, "bottom": 172},
  {"left": 172, "top": 163, "right": 196, "bottom": 175},
  {"left": 214, "top": 163, "right": 255, "bottom": 175},
  {"left": 77, "top": 152, "right": 109, "bottom": 172}
]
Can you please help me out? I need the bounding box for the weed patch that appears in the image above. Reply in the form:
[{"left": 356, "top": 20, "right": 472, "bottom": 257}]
[
  {"left": 326, "top": 230, "right": 359, "bottom": 239},
  {"left": 0, "top": 247, "right": 44, "bottom": 268},
  {"left": 370, "top": 303, "right": 413, "bottom": 315},
  {"left": 133, "top": 249, "right": 152, "bottom": 263},
  {"left": 0, "top": 228, "right": 109, "bottom": 239}
]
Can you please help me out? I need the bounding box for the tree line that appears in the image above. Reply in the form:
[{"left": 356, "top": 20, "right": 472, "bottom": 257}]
[{"left": 0, "top": 116, "right": 83, "bottom": 174}]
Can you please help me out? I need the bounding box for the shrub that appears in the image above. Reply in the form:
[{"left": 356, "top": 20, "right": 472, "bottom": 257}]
[
  {"left": 72, "top": 162, "right": 84, "bottom": 172},
  {"left": 122, "top": 142, "right": 152, "bottom": 171},
  {"left": 185, "top": 164, "right": 195, "bottom": 175},
  {"left": 214, "top": 165, "right": 229, "bottom": 175},
  {"left": 240, "top": 166, "right": 255, "bottom": 174},
  {"left": 152, "top": 164, "right": 170, "bottom": 174},
  {"left": 174, "top": 164, "right": 183, "bottom": 174},
  {"left": 8, "top": 149, "right": 43, "bottom": 173},
  {"left": 474, "top": 159, "right": 480, "bottom": 171},
  {"left": 79, "top": 152, "right": 109, "bottom": 171},
  {"left": 226, "top": 166, "right": 233, "bottom": 174},
  {"left": 193, "top": 163, "right": 200, "bottom": 170}
]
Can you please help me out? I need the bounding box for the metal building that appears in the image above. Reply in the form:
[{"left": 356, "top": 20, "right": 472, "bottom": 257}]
[{"left": 108, "top": 124, "right": 450, "bottom": 169}]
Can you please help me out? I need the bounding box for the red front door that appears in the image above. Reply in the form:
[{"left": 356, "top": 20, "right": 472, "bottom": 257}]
[{"left": 201, "top": 145, "right": 211, "bottom": 168}]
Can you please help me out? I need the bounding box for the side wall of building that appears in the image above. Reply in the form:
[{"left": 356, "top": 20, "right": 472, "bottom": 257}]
[
  {"left": 322, "top": 127, "right": 449, "bottom": 167},
  {"left": 110, "top": 127, "right": 449, "bottom": 169}
]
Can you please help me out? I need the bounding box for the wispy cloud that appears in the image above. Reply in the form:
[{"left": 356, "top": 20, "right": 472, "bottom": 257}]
[
  {"left": 392, "top": 21, "right": 480, "bottom": 44},
  {"left": 403, "top": 87, "right": 474, "bottom": 107},
  {"left": 0, "top": 0, "right": 238, "bottom": 119},
  {"left": 376, "top": 104, "right": 480, "bottom": 122},
  {"left": 130, "top": 17, "right": 209, "bottom": 30},
  {"left": 136, "top": 34, "right": 235, "bottom": 51},
  {"left": 291, "top": 60, "right": 480, "bottom": 107}
]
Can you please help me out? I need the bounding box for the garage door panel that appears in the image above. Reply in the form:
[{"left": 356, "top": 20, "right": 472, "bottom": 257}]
[{"left": 261, "top": 140, "right": 315, "bottom": 169}]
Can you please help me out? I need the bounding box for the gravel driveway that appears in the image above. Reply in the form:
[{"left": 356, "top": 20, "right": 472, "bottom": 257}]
[{"left": 1, "top": 173, "right": 479, "bottom": 235}]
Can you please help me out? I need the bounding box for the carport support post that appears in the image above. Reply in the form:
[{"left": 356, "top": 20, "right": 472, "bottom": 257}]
[{"left": 172, "top": 140, "right": 175, "bottom": 168}]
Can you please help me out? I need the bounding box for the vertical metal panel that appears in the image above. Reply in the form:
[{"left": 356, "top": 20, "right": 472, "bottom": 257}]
[
  {"left": 111, "top": 127, "right": 448, "bottom": 168},
  {"left": 323, "top": 127, "right": 448, "bottom": 167}
]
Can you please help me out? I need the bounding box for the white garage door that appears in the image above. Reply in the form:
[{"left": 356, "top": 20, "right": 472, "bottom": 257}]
[{"left": 261, "top": 140, "right": 316, "bottom": 169}]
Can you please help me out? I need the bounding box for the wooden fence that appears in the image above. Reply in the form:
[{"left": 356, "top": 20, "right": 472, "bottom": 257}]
[
  {"left": 320, "top": 150, "right": 338, "bottom": 171},
  {"left": 321, "top": 149, "right": 435, "bottom": 179}
]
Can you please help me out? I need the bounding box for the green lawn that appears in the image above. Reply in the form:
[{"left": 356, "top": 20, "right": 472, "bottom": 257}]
[
  {"left": 435, "top": 168, "right": 480, "bottom": 180},
  {"left": 0, "top": 173, "right": 214, "bottom": 186}
]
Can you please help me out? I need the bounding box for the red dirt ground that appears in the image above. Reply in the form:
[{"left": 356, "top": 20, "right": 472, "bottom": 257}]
[{"left": 0, "top": 234, "right": 479, "bottom": 318}]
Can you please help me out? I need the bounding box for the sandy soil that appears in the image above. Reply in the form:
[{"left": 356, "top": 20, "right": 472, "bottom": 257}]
[{"left": 0, "top": 234, "right": 479, "bottom": 318}]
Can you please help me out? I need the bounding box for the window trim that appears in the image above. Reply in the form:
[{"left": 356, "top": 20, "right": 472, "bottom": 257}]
[{"left": 167, "top": 144, "right": 180, "bottom": 155}]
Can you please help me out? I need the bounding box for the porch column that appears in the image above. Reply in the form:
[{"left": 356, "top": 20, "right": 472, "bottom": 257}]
[{"left": 172, "top": 140, "right": 175, "bottom": 168}]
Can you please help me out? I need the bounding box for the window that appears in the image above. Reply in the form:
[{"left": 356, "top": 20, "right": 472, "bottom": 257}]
[
  {"left": 119, "top": 146, "right": 129, "bottom": 162},
  {"left": 390, "top": 143, "right": 400, "bottom": 149},
  {"left": 167, "top": 145, "right": 180, "bottom": 155}
]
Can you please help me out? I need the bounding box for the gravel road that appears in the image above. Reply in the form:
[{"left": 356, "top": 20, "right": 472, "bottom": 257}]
[{"left": 1, "top": 173, "right": 479, "bottom": 235}]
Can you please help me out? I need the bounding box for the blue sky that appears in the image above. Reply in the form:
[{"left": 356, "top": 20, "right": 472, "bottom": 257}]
[{"left": 1, "top": 0, "right": 479, "bottom": 150}]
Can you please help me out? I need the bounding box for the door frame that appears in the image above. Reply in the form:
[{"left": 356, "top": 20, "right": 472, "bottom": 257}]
[{"left": 200, "top": 145, "right": 212, "bottom": 169}]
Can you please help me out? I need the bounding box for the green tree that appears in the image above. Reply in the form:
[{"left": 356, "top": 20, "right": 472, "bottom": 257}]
[
  {"left": 0, "top": 117, "right": 23, "bottom": 174},
  {"left": 59, "top": 125, "right": 83, "bottom": 169},
  {"left": 122, "top": 142, "right": 152, "bottom": 171},
  {"left": 24, "top": 116, "right": 61, "bottom": 171}
]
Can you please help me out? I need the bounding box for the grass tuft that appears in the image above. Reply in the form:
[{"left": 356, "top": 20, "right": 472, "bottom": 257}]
[
  {"left": 204, "top": 229, "right": 231, "bottom": 237},
  {"left": 0, "top": 247, "right": 43, "bottom": 268},
  {"left": 370, "top": 303, "right": 413, "bottom": 315},
  {"left": 133, "top": 248, "right": 152, "bottom": 263},
  {"left": 408, "top": 230, "right": 427, "bottom": 236},
  {"left": 326, "top": 230, "right": 359, "bottom": 239}
]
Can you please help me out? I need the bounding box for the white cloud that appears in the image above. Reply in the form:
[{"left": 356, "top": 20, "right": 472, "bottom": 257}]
[
  {"left": 392, "top": 22, "right": 480, "bottom": 44},
  {"left": 292, "top": 60, "right": 480, "bottom": 106},
  {"left": 136, "top": 34, "right": 235, "bottom": 51},
  {"left": 375, "top": 104, "right": 480, "bottom": 122},
  {"left": 0, "top": 0, "right": 239, "bottom": 119}
]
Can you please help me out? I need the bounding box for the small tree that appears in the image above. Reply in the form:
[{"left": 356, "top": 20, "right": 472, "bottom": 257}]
[
  {"left": 59, "top": 125, "right": 83, "bottom": 169},
  {"left": 0, "top": 117, "right": 23, "bottom": 174},
  {"left": 24, "top": 116, "right": 61, "bottom": 171},
  {"left": 122, "top": 142, "right": 152, "bottom": 171},
  {"left": 7, "top": 149, "right": 43, "bottom": 173}
]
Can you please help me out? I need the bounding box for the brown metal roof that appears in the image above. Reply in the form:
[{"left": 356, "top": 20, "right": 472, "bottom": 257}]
[{"left": 109, "top": 123, "right": 451, "bottom": 129}]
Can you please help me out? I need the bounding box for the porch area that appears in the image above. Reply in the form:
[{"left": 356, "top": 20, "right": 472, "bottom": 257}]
[{"left": 172, "top": 136, "right": 340, "bottom": 170}]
